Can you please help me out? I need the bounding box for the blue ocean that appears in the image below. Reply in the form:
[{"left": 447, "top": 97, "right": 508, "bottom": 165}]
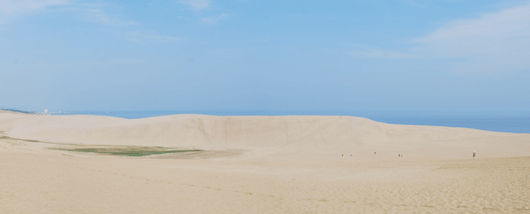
[{"left": 51, "top": 111, "right": 530, "bottom": 134}]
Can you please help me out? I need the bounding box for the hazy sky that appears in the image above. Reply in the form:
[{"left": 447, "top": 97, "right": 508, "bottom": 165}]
[{"left": 1, "top": 0, "right": 529, "bottom": 112}]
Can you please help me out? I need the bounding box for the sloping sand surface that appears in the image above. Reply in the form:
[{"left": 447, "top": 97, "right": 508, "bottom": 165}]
[
  {"left": 1, "top": 111, "right": 528, "bottom": 160},
  {"left": 1, "top": 111, "right": 529, "bottom": 213}
]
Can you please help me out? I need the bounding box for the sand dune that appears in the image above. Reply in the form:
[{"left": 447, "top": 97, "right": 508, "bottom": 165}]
[
  {"left": 1, "top": 110, "right": 529, "bottom": 213},
  {"left": 0, "top": 110, "right": 528, "bottom": 160}
]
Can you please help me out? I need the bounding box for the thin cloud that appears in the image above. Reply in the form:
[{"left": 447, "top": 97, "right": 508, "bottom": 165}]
[
  {"left": 200, "top": 13, "right": 229, "bottom": 24},
  {"left": 128, "top": 31, "right": 183, "bottom": 43},
  {"left": 82, "top": 7, "right": 137, "bottom": 26},
  {"left": 417, "top": 3, "right": 530, "bottom": 73},
  {"left": 0, "top": 0, "right": 68, "bottom": 15},
  {"left": 0, "top": 1, "right": 136, "bottom": 26},
  {"left": 0, "top": 0, "right": 68, "bottom": 23},
  {"left": 181, "top": 0, "right": 211, "bottom": 11},
  {"left": 353, "top": 49, "right": 419, "bottom": 59},
  {"left": 153, "top": 35, "right": 182, "bottom": 42}
]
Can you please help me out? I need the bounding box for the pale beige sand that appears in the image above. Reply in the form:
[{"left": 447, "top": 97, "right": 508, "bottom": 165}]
[{"left": 1, "top": 110, "right": 529, "bottom": 213}]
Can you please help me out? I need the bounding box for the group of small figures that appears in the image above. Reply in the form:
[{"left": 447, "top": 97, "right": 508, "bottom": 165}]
[
  {"left": 336, "top": 152, "right": 404, "bottom": 157},
  {"left": 337, "top": 151, "right": 476, "bottom": 159}
]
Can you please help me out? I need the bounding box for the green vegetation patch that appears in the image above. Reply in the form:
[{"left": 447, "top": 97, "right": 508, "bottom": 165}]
[
  {"left": 0, "top": 135, "right": 204, "bottom": 157},
  {"left": 50, "top": 146, "right": 203, "bottom": 157},
  {"left": 0, "top": 136, "right": 61, "bottom": 144}
]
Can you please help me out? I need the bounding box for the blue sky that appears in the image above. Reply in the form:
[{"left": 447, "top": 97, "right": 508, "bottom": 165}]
[{"left": 1, "top": 0, "right": 529, "bottom": 113}]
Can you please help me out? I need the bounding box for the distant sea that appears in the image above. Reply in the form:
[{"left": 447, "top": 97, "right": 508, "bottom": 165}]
[{"left": 49, "top": 111, "right": 530, "bottom": 134}]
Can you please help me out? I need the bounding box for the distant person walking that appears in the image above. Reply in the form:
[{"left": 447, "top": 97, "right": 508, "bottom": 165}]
[{"left": 473, "top": 151, "right": 476, "bottom": 159}]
